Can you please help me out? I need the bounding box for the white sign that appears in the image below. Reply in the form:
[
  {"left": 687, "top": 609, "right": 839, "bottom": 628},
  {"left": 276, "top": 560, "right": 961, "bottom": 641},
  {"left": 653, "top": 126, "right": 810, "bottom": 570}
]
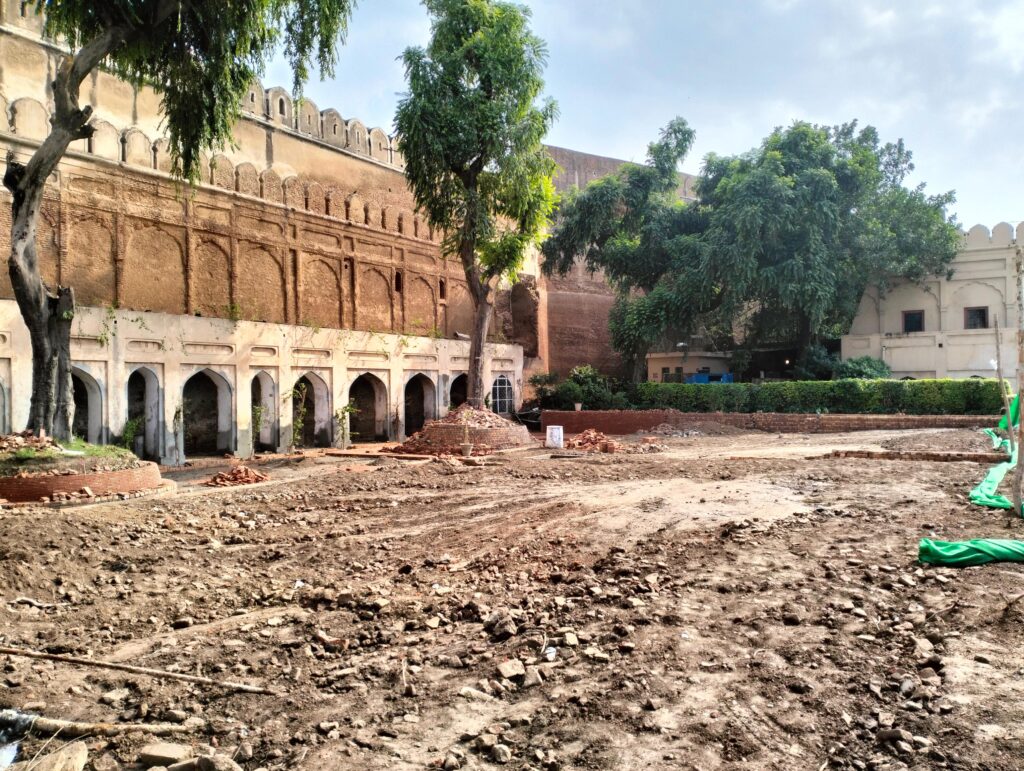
[{"left": 546, "top": 425, "right": 564, "bottom": 449}]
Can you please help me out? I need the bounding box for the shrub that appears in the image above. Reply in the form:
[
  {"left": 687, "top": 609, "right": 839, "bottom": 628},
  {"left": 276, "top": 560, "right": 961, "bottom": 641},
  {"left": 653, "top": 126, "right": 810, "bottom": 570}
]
[
  {"left": 552, "top": 380, "right": 584, "bottom": 410},
  {"left": 793, "top": 344, "right": 839, "bottom": 380},
  {"left": 834, "top": 356, "right": 891, "bottom": 379},
  {"left": 633, "top": 378, "right": 1003, "bottom": 415}
]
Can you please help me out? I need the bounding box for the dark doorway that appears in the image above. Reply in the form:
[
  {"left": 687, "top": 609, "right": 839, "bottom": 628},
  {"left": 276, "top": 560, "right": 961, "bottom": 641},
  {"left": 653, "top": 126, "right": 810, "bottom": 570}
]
[
  {"left": 450, "top": 374, "right": 468, "bottom": 409},
  {"left": 349, "top": 374, "right": 385, "bottom": 441},
  {"left": 404, "top": 374, "right": 436, "bottom": 436},
  {"left": 72, "top": 373, "right": 89, "bottom": 440},
  {"left": 126, "top": 368, "right": 160, "bottom": 460},
  {"left": 183, "top": 371, "right": 221, "bottom": 455},
  {"left": 292, "top": 375, "right": 317, "bottom": 447}
]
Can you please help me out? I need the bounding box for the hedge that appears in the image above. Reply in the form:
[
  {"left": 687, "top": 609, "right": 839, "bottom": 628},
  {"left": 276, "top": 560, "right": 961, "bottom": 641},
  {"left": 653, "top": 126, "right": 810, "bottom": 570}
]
[{"left": 634, "top": 378, "right": 1005, "bottom": 416}]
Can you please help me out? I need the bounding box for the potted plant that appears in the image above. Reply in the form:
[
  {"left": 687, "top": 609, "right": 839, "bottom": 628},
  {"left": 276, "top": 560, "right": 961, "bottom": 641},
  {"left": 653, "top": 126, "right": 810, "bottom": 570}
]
[{"left": 460, "top": 423, "right": 473, "bottom": 457}]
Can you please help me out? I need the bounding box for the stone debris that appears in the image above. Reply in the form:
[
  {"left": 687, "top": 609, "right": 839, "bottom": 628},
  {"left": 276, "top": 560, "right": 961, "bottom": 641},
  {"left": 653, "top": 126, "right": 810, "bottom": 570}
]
[
  {"left": 203, "top": 465, "right": 269, "bottom": 487},
  {"left": 9, "top": 741, "right": 87, "bottom": 771},
  {"left": 0, "top": 431, "right": 61, "bottom": 455}
]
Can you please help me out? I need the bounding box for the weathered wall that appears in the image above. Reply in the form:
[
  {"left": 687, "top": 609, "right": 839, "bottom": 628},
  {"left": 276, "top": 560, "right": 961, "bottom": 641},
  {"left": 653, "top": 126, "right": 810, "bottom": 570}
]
[
  {"left": 540, "top": 148, "right": 699, "bottom": 378},
  {"left": 842, "top": 222, "right": 1021, "bottom": 384}
]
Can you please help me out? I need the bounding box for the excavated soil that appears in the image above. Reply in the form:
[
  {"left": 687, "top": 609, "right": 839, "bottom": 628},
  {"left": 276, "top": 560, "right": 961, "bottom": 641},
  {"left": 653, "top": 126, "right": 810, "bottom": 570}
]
[{"left": 1, "top": 428, "right": 1024, "bottom": 770}]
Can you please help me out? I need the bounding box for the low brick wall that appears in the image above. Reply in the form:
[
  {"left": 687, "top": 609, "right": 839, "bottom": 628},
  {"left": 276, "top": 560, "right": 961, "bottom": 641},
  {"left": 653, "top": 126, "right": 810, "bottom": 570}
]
[
  {"left": 413, "top": 423, "right": 534, "bottom": 452},
  {"left": 0, "top": 461, "right": 164, "bottom": 503},
  {"left": 541, "top": 410, "right": 1001, "bottom": 435}
]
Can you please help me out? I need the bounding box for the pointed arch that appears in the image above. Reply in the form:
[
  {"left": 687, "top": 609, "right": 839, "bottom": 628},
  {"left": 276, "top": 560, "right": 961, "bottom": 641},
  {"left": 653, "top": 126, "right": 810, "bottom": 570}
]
[
  {"left": 182, "top": 368, "right": 233, "bottom": 456},
  {"left": 126, "top": 365, "right": 161, "bottom": 460},
  {"left": 70, "top": 365, "right": 104, "bottom": 444},
  {"left": 348, "top": 372, "right": 388, "bottom": 441}
]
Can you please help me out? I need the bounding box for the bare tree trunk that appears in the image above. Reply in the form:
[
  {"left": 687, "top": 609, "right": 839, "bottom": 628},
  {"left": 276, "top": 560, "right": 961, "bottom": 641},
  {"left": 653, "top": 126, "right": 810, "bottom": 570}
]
[
  {"left": 3, "top": 28, "right": 126, "bottom": 439},
  {"left": 466, "top": 293, "right": 493, "bottom": 409}
]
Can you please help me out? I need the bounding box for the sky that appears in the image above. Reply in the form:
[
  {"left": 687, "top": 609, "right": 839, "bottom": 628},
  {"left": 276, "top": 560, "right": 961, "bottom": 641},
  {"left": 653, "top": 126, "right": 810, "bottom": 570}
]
[{"left": 265, "top": 0, "right": 1024, "bottom": 229}]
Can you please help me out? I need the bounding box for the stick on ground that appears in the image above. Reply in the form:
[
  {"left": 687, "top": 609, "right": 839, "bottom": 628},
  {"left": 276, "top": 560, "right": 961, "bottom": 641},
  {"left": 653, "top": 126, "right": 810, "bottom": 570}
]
[
  {"left": 0, "top": 709, "right": 195, "bottom": 738},
  {"left": 0, "top": 646, "right": 274, "bottom": 694}
]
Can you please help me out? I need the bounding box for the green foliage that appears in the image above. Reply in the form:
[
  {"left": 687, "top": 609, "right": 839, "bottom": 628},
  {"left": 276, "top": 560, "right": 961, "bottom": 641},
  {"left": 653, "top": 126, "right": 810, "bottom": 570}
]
[
  {"left": 394, "top": 0, "right": 557, "bottom": 401},
  {"left": 528, "top": 372, "right": 558, "bottom": 404},
  {"left": 543, "top": 118, "right": 960, "bottom": 371},
  {"left": 120, "top": 416, "right": 143, "bottom": 449},
  {"left": 834, "top": 356, "right": 892, "bottom": 380},
  {"left": 793, "top": 344, "right": 839, "bottom": 381},
  {"left": 34, "top": 0, "right": 356, "bottom": 184},
  {"left": 533, "top": 366, "right": 630, "bottom": 410},
  {"left": 635, "top": 378, "right": 1004, "bottom": 416},
  {"left": 290, "top": 382, "right": 309, "bottom": 448}
]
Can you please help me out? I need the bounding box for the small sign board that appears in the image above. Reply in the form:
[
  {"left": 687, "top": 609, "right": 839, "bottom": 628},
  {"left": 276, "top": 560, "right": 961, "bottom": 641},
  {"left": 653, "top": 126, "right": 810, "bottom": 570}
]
[{"left": 545, "top": 425, "right": 564, "bottom": 449}]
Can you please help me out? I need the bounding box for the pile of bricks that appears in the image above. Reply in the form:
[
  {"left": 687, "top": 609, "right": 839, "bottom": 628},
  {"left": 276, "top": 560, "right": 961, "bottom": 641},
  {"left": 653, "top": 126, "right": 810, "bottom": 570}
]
[
  {"left": 566, "top": 429, "right": 622, "bottom": 454},
  {"left": 203, "top": 465, "right": 269, "bottom": 487}
]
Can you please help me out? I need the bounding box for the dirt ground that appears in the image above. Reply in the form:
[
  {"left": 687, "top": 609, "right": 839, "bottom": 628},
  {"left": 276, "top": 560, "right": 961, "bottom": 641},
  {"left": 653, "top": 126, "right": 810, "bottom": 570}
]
[{"left": 2, "top": 427, "right": 1024, "bottom": 770}]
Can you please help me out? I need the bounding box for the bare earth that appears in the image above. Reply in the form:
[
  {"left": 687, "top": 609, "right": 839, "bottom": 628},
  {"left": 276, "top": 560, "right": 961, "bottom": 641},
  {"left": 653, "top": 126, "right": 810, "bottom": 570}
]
[{"left": 2, "top": 427, "right": 1023, "bottom": 770}]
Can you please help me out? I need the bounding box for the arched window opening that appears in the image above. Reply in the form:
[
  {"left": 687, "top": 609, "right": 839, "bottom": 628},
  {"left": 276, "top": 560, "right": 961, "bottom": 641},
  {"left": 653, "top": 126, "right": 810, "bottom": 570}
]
[
  {"left": 394, "top": 271, "right": 403, "bottom": 293},
  {"left": 278, "top": 97, "right": 286, "bottom": 115},
  {"left": 439, "top": 279, "right": 446, "bottom": 301},
  {"left": 490, "top": 375, "right": 514, "bottom": 415},
  {"left": 450, "top": 374, "right": 468, "bottom": 408}
]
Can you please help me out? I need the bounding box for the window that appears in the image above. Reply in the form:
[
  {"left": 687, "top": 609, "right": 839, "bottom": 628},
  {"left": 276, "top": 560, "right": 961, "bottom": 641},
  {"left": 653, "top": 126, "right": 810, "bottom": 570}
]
[
  {"left": 249, "top": 93, "right": 256, "bottom": 104},
  {"left": 439, "top": 279, "right": 446, "bottom": 301},
  {"left": 333, "top": 124, "right": 338, "bottom": 136},
  {"left": 394, "top": 271, "right": 403, "bottom": 293},
  {"left": 661, "top": 367, "right": 669, "bottom": 377},
  {"left": 902, "top": 310, "right": 924, "bottom": 333},
  {"left": 965, "top": 306, "right": 989, "bottom": 330},
  {"left": 278, "top": 98, "right": 286, "bottom": 115},
  {"left": 491, "top": 375, "right": 514, "bottom": 414}
]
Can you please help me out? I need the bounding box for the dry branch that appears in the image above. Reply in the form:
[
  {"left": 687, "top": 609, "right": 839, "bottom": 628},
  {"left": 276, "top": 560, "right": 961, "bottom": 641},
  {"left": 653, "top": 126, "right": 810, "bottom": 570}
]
[
  {"left": 0, "top": 646, "right": 274, "bottom": 694},
  {"left": 0, "top": 709, "right": 194, "bottom": 739}
]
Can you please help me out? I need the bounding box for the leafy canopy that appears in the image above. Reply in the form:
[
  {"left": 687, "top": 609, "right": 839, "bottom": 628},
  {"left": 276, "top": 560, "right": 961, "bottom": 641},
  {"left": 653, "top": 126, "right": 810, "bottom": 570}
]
[
  {"left": 33, "top": 0, "right": 356, "bottom": 182},
  {"left": 394, "top": 0, "right": 557, "bottom": 287},
  {"left": 543, "top": 118, "right": 961, "bottom": 366}
]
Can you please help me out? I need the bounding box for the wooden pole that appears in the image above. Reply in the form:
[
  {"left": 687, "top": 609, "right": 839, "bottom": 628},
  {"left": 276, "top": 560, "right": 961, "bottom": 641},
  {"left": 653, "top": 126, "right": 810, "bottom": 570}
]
[
  {"left": 995, "top": 315, "right": 1015, "bottom": 458},
  {"left": 1012, "top": 247, "right": 1024, "bottom": 518}
]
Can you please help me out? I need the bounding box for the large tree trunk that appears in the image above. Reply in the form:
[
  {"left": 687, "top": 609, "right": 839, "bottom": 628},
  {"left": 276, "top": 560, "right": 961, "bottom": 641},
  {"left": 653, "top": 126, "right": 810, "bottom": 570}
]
[
  {"left": 466, "top": 292, "right": 493, "bottom": 409},
  {"left": 3, "top": 28, "right": 126, "bottom": 439}
]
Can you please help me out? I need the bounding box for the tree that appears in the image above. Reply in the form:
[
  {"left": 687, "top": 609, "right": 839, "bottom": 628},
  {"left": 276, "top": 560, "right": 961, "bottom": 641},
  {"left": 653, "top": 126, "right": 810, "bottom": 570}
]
[
  {"left": 5, "top": 0, "right": 357, "bottom": 440},
  {"left": 394, "top": 0, "right": 557, "bottom": 408},
  {"left": 543, "top": 119, "right": 961, "bottom": 376}
]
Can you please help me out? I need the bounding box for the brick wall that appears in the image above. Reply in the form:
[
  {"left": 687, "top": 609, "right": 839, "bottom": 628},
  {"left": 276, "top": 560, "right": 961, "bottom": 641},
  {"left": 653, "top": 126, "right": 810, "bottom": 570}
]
[
  {"left": 541, "top": 410, "right": 1000, "bottom": 435},
  {"left": 416, "top": 423, "right": 534, "bottom": 451},
  {"left": 0, "top": 461, "right": 163, "bottom": 503}
]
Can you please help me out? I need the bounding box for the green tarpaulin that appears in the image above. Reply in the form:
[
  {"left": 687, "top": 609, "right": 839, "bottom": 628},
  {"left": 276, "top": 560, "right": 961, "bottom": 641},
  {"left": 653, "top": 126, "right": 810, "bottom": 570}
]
[
  {"left": 970, "top": 394, "right": 1018, "bottom": 512},
  {"left": 920, "top": 537, "right": 1024, "bottom": 567}
]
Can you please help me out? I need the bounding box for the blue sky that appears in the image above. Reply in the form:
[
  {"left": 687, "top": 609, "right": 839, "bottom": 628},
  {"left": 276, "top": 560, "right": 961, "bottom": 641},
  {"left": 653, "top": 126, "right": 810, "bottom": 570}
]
[{"left": 265, "top": 0, "right": 1023, "bottom": 228}]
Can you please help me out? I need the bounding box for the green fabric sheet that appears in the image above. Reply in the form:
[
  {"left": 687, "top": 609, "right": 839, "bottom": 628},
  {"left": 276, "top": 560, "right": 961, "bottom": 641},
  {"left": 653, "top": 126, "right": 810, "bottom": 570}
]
[
  {"left": 920, "top": 537, "right": 1024, "bottom": 567},
  {"left": 970, "top": 393, "right": 1018, "bottom": 512}
]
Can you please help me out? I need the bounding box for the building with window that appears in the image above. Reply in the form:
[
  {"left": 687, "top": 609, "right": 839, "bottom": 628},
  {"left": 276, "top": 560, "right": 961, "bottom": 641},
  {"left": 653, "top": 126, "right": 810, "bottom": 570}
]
[{"left": 841, "top": 222, "right": 1019, "bottom": 384}]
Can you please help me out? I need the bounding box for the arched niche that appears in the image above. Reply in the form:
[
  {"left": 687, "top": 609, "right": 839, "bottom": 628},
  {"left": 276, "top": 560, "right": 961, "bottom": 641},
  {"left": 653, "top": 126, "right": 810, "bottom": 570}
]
[
  {"left": 182, "top": 368, "right": 233, "bottom": 456},
  {"left": 126, "top": 366, "right": 161, "bottom": 460},
  {"left": 348, "top": 372, "right": 388, "bottom": 441},
  {"left": 250, "top": 370, "right": 278, "bottom": 452},
  {"left": 403, "top": 372, "right": 437, "bottom": 437},
  {"left": 71, "top": 365, "right": 104, "bottom": 444},
  {"left": 292, "top": 371, "right": 332, "bottom": 448}
]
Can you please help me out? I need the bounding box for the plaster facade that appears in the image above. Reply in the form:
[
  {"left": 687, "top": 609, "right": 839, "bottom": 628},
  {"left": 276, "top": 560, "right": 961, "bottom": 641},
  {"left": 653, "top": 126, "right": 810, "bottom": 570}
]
[
  {"left": 0, "top": 9, "right": 527, "bottom": 459},
  {"left": 842, "top": 222, "right": 1021, "bottom": 385}
]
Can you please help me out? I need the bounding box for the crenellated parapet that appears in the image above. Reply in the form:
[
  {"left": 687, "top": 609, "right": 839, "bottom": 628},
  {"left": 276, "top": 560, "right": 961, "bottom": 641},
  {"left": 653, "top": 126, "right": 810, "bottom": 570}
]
[{"left": 961, "top": 222, "right": 1024, "bottom": 249}]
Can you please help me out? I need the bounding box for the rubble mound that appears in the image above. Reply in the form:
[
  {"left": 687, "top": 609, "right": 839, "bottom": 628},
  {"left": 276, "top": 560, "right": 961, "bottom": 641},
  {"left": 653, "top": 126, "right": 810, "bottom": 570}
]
[
  {"left": 387, "top": 404, "right": 534, "bottom": 456},
  {"left": 203, "top": 465, "right": 269, "bottom": 487}
]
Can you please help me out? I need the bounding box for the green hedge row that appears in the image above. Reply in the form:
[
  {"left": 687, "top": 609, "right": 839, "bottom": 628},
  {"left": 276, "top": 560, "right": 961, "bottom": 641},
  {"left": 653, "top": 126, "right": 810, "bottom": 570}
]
[{"left": 634, "top": 378, "right": 1005, "bottom": 415}]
